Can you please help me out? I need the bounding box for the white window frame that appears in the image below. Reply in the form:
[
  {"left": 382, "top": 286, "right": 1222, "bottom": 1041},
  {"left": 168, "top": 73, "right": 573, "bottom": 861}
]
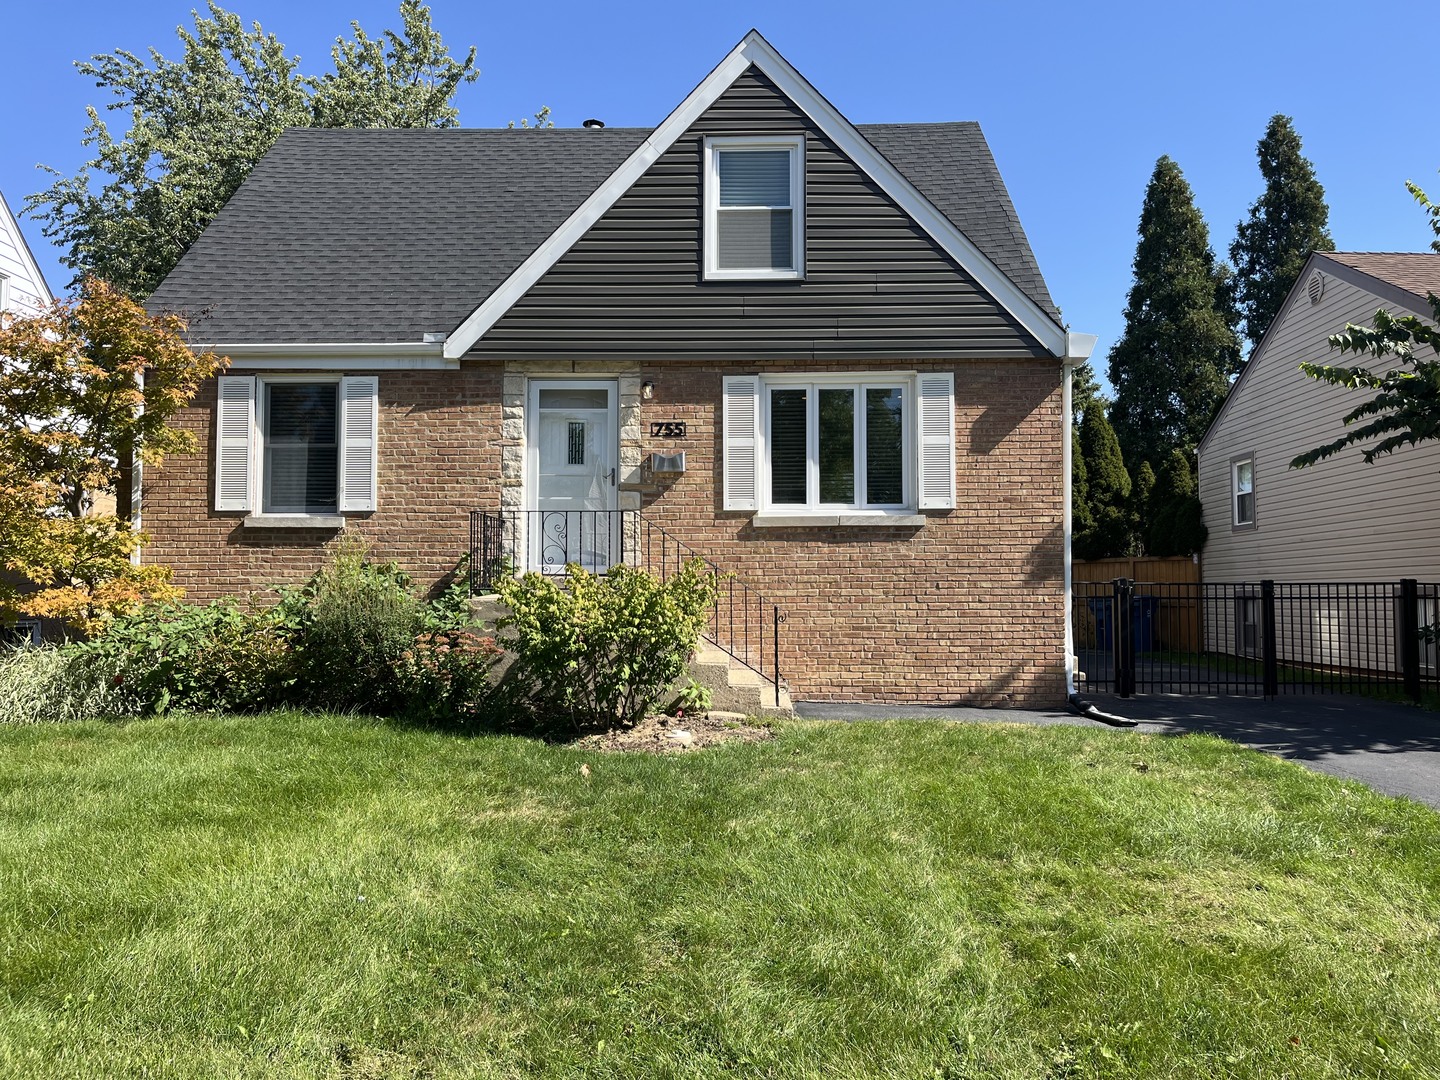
[
  {"left": 259, "top": 375, "right": 342, "bottom": 516},
  {"left": 1232, "top": 455, "right": 1256, "bottom": 529},
  {"left": 758, "top": 373, "right": 915, "bottom": 514},
  {"left": 703, "top": 135, "right": 805, "bottom": 281},
  {"left": 0, "top": 271, "right": 10, "bottom": 314}
]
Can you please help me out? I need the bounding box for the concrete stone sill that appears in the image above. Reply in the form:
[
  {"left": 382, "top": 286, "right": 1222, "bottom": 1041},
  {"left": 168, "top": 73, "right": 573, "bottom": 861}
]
[
  {"left": 750, "top": 514, "right": 926, "bottom": 528},
  {"left": 242, "top": 514, "right": 346, "bottom": 530}
]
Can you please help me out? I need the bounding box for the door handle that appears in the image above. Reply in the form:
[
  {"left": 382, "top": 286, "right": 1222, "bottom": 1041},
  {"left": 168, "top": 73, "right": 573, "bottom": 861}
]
[{"left": 608, "top": 467, "right": 617, "bottom": 486}]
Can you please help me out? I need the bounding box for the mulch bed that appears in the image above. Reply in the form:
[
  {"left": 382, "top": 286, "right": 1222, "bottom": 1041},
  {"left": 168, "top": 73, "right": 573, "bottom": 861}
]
[{"left": 572, "top": 711, "right": 775, "bottom": 754}]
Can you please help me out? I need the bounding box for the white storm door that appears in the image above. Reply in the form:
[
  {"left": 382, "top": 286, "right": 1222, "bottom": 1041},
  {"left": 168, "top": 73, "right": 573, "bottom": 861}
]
[{"left": 527, "top": 380, "right": 619, "bottom": 574}]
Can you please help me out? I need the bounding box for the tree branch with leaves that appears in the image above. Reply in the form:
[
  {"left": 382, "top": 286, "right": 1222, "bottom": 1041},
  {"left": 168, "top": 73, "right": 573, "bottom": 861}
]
[
  {"left": 1291, "top": 180, "right": 1440, "bottom": 470},
  {"left": 0, "top": 280, "right": 225, "bottom": 633}
]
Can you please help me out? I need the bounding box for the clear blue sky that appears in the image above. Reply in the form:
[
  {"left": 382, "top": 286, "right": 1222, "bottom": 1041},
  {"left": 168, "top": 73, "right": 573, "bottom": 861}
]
[{"left": 2, "top": 0, "right": 1433, "bottom": 388}]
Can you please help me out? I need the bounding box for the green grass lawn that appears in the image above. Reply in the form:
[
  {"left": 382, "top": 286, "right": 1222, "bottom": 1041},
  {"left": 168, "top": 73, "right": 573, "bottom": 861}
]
[{"left": 2, "top": 713, "right": 1438, "bottom": 1079}]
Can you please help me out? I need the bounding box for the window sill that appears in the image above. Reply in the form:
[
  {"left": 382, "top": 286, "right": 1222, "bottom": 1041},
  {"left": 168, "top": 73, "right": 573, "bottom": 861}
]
[
  {"left": 750, "top": 513, "right": 926, "bottom": 528},
  {"left": 243, "top": 514, "right": 346, "bottom": 529}
]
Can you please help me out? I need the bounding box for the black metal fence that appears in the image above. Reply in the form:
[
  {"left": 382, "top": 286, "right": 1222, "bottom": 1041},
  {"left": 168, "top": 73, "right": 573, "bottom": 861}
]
[
  {"left": 1074, "top": 578, "right": 1440, "bottom": 701},
  {"left": 469, "top": 509, "right": 785, "bottom": 705}
]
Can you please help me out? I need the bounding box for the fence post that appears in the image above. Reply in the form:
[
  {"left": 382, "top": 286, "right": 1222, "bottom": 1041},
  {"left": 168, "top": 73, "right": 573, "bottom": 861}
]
[
  {"left": 1261, "top": 579, "right": 1278, "bottom": 698},
  {"left": 1400, "top": 578, "right": 1422, "bottom": 703},
  {"left": 1114, "top": 577, "right": 1135, "bottom": 697}
]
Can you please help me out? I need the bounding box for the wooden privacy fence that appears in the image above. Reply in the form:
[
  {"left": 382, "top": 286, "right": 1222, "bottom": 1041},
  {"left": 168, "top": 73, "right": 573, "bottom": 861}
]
[{"left": 1074, "top": 557, "right": 1202, "bottom": 652}]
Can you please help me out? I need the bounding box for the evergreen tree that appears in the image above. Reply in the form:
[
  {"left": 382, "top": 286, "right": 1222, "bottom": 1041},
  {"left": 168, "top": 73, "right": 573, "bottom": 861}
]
[
  {"left": 1108, "top": 156, "right": 1240, "bottom": 473},
  {"left": 27, "top": 1, "right": 479, "bottom": 299},
  {"left": 1074, "top": 404, "right": 1132, "bottom": 561},
  {"left": 1229, "top": 115, "right": 1334, "bottom": 349},
  {"left": 1071, "top": 424, "right": 1093, "bottom": 539},
  {"left": 1129, "top": 460, "right": 1156, "bottom": 555},
  {"left": 1147, "top": 449, "right": 1208, "bottom": 556}
]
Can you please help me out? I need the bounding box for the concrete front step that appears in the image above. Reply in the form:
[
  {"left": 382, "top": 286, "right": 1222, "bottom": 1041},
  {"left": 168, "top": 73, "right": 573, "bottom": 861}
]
[{"left": 690, "top": 642, "right": 793, "bottom": 718}]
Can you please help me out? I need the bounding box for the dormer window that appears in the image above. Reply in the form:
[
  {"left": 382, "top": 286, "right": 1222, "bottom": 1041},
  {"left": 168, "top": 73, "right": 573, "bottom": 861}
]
[{"left": 703, "top": 136, "right": 804, "bottom": 280}]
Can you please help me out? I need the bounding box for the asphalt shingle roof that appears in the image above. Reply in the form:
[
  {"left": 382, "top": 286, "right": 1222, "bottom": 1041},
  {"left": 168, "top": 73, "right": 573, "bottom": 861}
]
[
  {"left": 1317, "top": 252, "right": 1440, "bottom": 308},
  {"left": 149, "top": 123, "right": 1060, "bottom": 345}
]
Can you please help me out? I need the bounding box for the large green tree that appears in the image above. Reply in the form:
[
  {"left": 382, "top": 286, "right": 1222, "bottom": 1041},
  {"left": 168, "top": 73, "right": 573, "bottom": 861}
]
[
  {"left": 1229, "top": 115, "right": 1335, "bottom": 349},
  {"left": 1145, "top": 449, "right": 1207, "bottom": 557},
  {"left": 1073, "top": 404, "right": 1133, "bottom": 561},
  {"left": 1107, "top": 156, "right": 1240, "bottom": 473},
  {"left": 1292, "top": 180, "right": 1440, "bottom": 469},
  {"left": 27, "top": 1, "right": 478, "bottom": 299}
]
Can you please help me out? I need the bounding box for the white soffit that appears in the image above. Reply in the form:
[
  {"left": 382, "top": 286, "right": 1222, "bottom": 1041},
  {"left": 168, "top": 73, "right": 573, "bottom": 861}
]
[{"left": 444, "top": 30, "right": 1069, "bottom": 360}]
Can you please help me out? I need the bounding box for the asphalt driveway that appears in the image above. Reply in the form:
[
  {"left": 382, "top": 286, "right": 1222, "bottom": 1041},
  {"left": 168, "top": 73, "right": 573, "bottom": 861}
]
[{"left": 795, "top": 693, "right": 1440, "bottom": 809}]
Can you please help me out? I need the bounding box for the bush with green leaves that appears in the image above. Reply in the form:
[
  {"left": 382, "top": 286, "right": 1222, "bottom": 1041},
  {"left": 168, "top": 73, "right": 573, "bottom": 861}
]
[
  {"left": 496, "top": 560, "right": 719, "bottom": 731},
  {"left": 278, "top": 543, "right": 425, "bottom": 713},
  {"left": 396, "top": 627, "right": 504, "bottom": 727},
  {"left": 74, "top": 599, "right": 293, "bottom": 715}
]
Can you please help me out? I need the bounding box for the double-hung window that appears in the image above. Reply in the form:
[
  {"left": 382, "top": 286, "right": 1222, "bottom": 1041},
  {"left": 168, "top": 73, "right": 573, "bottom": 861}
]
[
  {"left": 722, "top": 372, "right": 955, "bottom": 517},
  {"left": 1232, "top": 456, "right": 1255, "bottom": 528},
  {"left": 704, "top": 136, "right": 804, "bottom": 280},
  {"left": 214, "top": 373, "right": 378, "bottom": 521}
]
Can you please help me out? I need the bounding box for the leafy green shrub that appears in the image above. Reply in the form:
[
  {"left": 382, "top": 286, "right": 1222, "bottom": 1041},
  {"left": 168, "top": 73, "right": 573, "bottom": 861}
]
[
  {"left": 496, "top": 560, "right": 718, "bottom": 731},
  {"left": 279, "top": 541, "right": 425, "bottom": 713},
  {"left": 397, "top": 627, "right": 503, "bottom": 727},
  {"left": 0, "top": 645, "right": 126, "bottom": 723},
  {"left": 76, "top": 600, "right": 292, "bottom": 715}
]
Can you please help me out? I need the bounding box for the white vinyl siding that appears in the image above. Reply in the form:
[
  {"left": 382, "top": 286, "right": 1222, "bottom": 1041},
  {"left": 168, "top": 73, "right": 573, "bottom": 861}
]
[
  {"left": 0, "top": 190, "right": 52, "bottom": 318},
  {"left": 1199, "top": 270, "right": 1440, "bottom": 582}
]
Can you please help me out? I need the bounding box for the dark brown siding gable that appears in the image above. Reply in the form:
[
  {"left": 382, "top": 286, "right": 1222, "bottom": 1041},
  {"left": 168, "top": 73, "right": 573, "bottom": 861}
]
[{"left": 470, "top": 68, "right": 1049, "bottom": 361}]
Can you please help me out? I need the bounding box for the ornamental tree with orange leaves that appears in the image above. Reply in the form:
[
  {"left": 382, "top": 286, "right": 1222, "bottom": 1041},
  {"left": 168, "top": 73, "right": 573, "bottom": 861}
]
[{"left": 0, "top": 278, "right": 226, "bottom": 633}]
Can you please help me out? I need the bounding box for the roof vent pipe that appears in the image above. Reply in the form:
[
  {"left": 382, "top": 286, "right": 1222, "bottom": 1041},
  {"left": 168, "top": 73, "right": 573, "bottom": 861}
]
[{"left": 582, "top": 118, "right": 605, "bottom": 129}]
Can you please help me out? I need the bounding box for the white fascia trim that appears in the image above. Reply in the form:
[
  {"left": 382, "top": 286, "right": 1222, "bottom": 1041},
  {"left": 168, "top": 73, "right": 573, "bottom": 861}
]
[
  {"left": 203, "top": 342, "right": 453, "bottom": 370},
  {"left": 444, "top": 29, "right": 1069, "bottom": 360}
]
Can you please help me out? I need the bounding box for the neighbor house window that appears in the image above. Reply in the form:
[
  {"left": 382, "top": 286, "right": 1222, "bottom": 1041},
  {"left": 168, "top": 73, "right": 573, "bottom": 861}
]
[
  {"left": 262, "top": 381, "right": 339, "bottom": 513},
  {"left": 764, "top": 379, "right": 910, "bottom": 510},
  {"left": 704, "top": 136, "right": 804, "bottom": 280},
  {"left": 1236, "top": 594, "right": 1261, "bottom": 657},
  {"left": 1232, "top": 456, "right": 1255, "bottom": 527}
]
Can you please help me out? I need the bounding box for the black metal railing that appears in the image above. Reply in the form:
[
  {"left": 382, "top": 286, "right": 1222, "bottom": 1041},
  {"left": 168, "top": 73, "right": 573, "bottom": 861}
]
[
  {"left": 1074, "top": 577, "right": 1440, "bottom": 702},
  {"left": 469, "top": 509, "right": 785, "bottom": 705}
]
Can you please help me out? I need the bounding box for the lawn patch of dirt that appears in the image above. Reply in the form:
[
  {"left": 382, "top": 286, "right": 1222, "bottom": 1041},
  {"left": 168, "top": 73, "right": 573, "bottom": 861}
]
[{"left": 574, "top": 712, "right": 774, "bottom": 754}]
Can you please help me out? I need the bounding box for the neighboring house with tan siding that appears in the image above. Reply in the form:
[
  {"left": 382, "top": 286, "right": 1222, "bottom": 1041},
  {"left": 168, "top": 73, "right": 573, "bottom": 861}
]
[
  {"left": 142, "top": 32, "right": 1095, "bottom": 706},
  {"left": 1198, "top": 251, "right": 1440, "bottom": 585}
]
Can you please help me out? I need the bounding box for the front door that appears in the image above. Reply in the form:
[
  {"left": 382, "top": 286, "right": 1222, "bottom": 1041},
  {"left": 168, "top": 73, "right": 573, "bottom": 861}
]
[{"left": 527, "top": 380, "right": 619, "bottom": 574}]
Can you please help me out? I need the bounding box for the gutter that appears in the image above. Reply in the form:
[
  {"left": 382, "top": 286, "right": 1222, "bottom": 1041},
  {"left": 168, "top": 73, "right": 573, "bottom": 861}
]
[{"left": 1060, "top": 333, "right": 1135, "bottom": 727}]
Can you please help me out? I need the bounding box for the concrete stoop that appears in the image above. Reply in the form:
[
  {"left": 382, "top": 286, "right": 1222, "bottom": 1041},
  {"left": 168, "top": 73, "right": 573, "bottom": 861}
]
[{"left": 687, "top": 641, "right": 793, "bottom": 719}]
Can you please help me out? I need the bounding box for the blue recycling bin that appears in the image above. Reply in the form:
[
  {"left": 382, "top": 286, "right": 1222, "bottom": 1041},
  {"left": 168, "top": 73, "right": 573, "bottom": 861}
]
[
  {"left": 1085, "top": 595, "right": 1159, "bottom": 653},
  {"left": 1086, "top": 596, "right": 1114, "bottom": 650},
  {"left": 1132, "top": 595, "right": 1158, "bottom": 653}
]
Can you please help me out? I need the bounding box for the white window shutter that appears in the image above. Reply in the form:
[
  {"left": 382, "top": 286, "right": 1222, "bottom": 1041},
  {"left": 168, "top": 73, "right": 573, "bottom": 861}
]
[
  {"left": 722, "top": 375, "right": 761, "bottom": 511},
  {"left": 214, "top": 375, "right": 255, "bottom": 511},
  {"left": 339, "top": 376, "right": 379, "bottom": 512},
  {"left": 916, "top": 372, "right": 956, "bottom": 510}
]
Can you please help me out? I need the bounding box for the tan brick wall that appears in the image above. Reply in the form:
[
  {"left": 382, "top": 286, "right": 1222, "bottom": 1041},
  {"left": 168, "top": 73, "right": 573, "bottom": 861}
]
[
  {"left": 143, "top": 367, "right": 505, "bottom": 601},
  {"left": 630, "top": 358, "right": 1065, "bottom": 707},
  {"left": 142, "top": 358, "right": 1065, "bottom": 706}
]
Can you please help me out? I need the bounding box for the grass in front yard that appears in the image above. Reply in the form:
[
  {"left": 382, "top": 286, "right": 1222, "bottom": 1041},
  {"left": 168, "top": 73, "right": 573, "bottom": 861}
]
[{"left": 1, "top": 713, "right": 1438, "bottom": 1078}]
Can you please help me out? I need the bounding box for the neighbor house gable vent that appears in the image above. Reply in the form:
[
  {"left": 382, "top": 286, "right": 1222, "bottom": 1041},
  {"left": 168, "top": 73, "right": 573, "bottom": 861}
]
[{"left": 1307, "top": 272, "right": 1325, "bottom": 305}]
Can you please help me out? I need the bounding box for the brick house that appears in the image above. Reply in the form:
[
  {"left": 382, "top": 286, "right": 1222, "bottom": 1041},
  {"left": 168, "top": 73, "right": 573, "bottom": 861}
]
[{"left": 144, "top": 32, "right": 1095, "bottom": 706}]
